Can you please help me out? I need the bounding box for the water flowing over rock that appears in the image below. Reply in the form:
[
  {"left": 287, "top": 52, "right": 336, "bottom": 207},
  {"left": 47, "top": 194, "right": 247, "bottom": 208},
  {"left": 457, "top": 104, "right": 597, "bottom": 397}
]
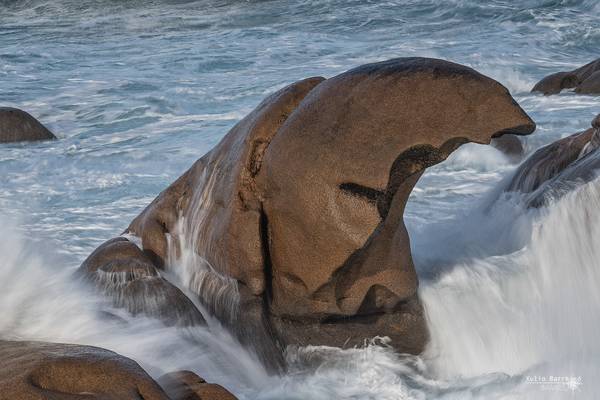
[
  {"left": 506, "top": 113, "right": 600, "bottom": 207},
  {"left": 0, "top": 107, "right": 56, "bottom": 143},
  {"left": 532, "top": 58, "right": 600, "bottom": 95},
  {"left": 79, "top": 237, "right": 206, "bottom": 327},
  {"left": 85, "top": 57, "right": 534, "bottom": 370},
  {"left": 0, "top": 340, "right": 169, "bottom": 400}
]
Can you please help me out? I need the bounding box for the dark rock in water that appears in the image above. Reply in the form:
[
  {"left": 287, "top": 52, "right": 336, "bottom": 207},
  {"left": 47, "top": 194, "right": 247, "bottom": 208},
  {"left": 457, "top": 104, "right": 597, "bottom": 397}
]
[
  {"left": 0, "top": 107, "right": 56, "bottom": 143},
  {"left": 0, "top": 340, "right": 169, "bottom": 399},
  {"left": 506, "top": 113, "right": 600, "bottom": 207},
  {"left": 158, "top": 370, "right": 238, "bottom": 400},
  {"left": 575, "top": 70, "right": 600, "bottom": 94},
  {"left": 79, "top": 237, "right": 206, "bottom": 327},
  {"left": 532, "top": 58, "right": 600, "bottom": 95},
  {"left": 506, "top": 129, "right": 593, "bottom": 194},
  {"left": 531, "top": 72, "right": 579, "bottom": 95},
  {"left": 84, "top": 57, "right": 534, "bottom": 370},
  {"left": 491, "top": 134, "right": 524, "bottom": 162}
]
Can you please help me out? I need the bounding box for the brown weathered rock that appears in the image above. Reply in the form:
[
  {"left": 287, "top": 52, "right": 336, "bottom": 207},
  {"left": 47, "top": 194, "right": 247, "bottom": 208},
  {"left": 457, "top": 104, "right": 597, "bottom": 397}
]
[
  {"left": 0, "top": 107, "right": 56, "bottom": 143},
  {"left": 532, "top": 58, "right": 600, "bottom": 95},
  {"left": 158, "top": 370, "right": 237, "bottom": 400},
  {"left": 0, "top": 340, "right": 169, "bottom": 400},
  {"left": 89, "top": 58, "right": 535, "bottom": 368},
  {"left": 506, "top": 113, "right": 600, "bottom": 207},
  {"left": 79, "top": 237, "right": 205, "bottom": 327},
  {"left": 491, "top": 134, "right": 525, "bottom": 162},
  {"left": 259, "top": 58, "right": 534, "bottom": 354},
  {"left": 128, "top": 76, "right": 325, "bottom": 368}
]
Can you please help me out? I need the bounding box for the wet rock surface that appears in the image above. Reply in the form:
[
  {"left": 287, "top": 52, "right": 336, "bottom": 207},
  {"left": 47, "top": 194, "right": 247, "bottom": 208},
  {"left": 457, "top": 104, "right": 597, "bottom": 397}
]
[
  {"left": 532, "top": 58, "right": 600, "bottom": 95},
  {"left": 79, "top": 237, "right": 206, "bottom": 327},
  {"left": 506, "top": 113, "right": 600, "bottom": 207},
  {"left": 0, "top": 107, "right": 56, "bottom": 143},
  {"left": 0, "top": 340, "right": 169, "bottom": 400}
]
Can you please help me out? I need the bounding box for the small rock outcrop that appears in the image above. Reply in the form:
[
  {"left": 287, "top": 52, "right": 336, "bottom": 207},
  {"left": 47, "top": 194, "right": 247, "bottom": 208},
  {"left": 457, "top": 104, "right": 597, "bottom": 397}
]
[
  {"left": 0, "top": 107, "right": 56, "bottom": 143},
  {"left": 506, "top": 113, "right": 600, "bottom": 207},
  {"left": 79, "top": 237, "right": 206, "bottom": 327},
  {"left": 491, "top": 134, "right": 525, "bottom": 162},
  {"left": 158, "top": 370, "right": 238, "bottom": 400},
  {"left": 0, "top": 340, "right": 169, "bottom": 400},
  {"left": 83, "top": 58, "right": 535, "bottom": 369},
  {"left": 532, "top": 59, "right": 600, "bottom": 95}
]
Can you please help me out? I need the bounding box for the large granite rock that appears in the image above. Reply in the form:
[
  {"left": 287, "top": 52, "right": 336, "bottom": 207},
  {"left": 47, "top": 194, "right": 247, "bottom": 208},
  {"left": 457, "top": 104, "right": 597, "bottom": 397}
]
[
  {"left": 256, "top": 58, "right": 534, "bottom": 356},
  {"left": 86, "top": 58, "right": 534, "bottom": 369},
  {"left": 506, "top": 113, "right": 600, "bottom": 207},
  {"left": 128, "top": 76, "right": 325, "bottom": 368},
  {"left": 0, "top": 107, "right": 56, "bottom": 143},
  {"left": 0, "top": 340, "right": 169, "bottom": 400},
  {"left": 532, "top": 58, "right": 600, "bottom": 95}
]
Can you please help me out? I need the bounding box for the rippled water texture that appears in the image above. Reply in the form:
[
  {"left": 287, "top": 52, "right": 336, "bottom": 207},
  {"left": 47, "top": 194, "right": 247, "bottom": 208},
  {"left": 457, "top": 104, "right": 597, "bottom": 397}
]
[{"left": 1, "top": 1, "right": 599, "bottom": 399}]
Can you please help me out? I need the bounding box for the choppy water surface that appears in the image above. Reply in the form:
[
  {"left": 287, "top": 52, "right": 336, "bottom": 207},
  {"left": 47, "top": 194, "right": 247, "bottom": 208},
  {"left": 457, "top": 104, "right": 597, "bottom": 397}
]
[{"left": 1, "top": 1, "right": 599, "bottom": 398}]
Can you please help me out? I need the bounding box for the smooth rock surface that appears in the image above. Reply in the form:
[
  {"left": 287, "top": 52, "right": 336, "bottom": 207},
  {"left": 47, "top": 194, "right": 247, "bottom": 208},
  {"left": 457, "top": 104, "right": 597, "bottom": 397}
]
[
  {"left": 0, "top": 107, "right": 56, "bottom": 143},
  {"left": 260, "top": 58, "right": 535, "bottom": 353},
  {"left": 93, "top": 58, "right": 535, "bottom": 367},
  {"left": 0, "top": 340, "right": 169, "bottom": 400}
]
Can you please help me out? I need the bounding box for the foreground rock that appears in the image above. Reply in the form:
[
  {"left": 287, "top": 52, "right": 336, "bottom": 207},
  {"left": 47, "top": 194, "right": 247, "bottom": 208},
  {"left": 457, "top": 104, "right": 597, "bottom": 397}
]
[
  {"left": 79, "top": 237, "right": 206, "bottom": 327},
  {"left": 532, "top": 58, "right": 600, "bottom": 95},
  {"left": 85, "top": 57, "right": 534, "bottom": 369},
  {"left": 158, "top": 370, "right": 237, "bottom": 400},
  {"left": 506, "top": 113, "right": 600, "bottom": 207},
  {"left": 0, "top": 340, "right": 169, "bottom": 399},
  {"left": 0, "top": 107, "right": 56, "bottom": 143}
]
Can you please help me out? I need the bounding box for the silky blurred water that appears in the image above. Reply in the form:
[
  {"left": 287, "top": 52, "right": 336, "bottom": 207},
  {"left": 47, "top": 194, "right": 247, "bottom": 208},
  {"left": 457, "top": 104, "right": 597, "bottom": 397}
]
[{"left": 1, "top": 0, "right": 599, "bottom": 399}]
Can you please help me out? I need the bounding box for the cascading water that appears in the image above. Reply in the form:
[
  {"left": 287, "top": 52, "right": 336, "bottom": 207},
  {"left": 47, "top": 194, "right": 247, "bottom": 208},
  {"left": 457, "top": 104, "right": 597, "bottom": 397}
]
[
  {"left": 2, "top": 144, "right": 598, "bottom": 399},
  {"left": 165, "top": 161, "right": 241, "bottom": 325}
]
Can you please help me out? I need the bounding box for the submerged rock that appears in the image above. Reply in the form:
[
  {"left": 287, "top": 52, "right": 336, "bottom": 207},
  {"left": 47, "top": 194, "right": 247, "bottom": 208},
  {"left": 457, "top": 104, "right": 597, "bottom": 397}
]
[
  {"left": 79, "top": 237, "right": 206, "bottom": 327},
  {"left": 86, "top": 57, "right": 534, "bottom": 370},
  {"left": 0, "top": 107, "right": 56, "bottom": 143},
  {"left": 158, "top": 370, "right": 237, "bottom": 400},
  {"left": 506, "top": 113, "right": 600, "bottom": 207},
  {"left": 532, "top": 58, "right": 600, "bottom": 95},
  {"left": 491, "top": 134, "right": 525, "bottom": 162},
  {"left": 0, "top": 340, "right": 169, "bottom": 399}
]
